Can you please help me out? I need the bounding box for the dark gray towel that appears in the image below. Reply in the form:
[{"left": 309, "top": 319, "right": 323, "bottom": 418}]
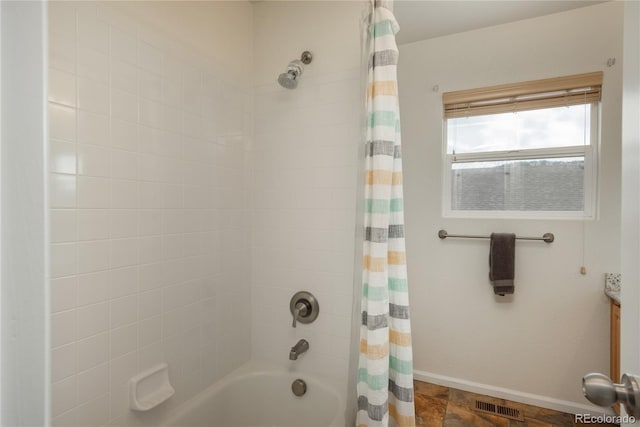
[{"left": 489, "top": 233, "right": 516, "bottom": 295}]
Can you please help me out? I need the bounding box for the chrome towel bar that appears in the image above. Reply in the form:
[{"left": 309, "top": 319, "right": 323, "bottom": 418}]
[{"left": 438, "top": 229, "right": 554, "bottom": 243}]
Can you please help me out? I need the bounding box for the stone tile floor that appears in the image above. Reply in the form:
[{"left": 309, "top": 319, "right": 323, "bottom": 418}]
[{"left": 414, "top": 380, "right": 618, "bottom": 427}]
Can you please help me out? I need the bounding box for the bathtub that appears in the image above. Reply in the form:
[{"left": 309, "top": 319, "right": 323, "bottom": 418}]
[{"left": 162, "top": 361, "right": 346, "bottom": 427}]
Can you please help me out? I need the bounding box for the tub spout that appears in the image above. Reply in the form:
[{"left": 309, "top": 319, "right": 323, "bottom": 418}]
[{"left": 289, "top": 339, "right": 309, "bottom": 360}]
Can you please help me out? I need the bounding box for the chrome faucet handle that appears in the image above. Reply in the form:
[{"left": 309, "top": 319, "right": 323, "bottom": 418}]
[
  {"left": 289, "top": 291, "right": 319, "bottom": 328},
  {"left": 292, "top": 302, "right": 308, "bottom": 328}
]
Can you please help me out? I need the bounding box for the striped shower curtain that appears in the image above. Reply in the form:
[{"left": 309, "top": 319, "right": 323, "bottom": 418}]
[{"left": 356, "top": 1, "right": 415, "bottom": 427}]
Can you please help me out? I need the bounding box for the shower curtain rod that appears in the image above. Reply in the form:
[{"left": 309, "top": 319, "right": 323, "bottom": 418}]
[{"left": 438, "top": 229, "right": 555, "bottom": 243}]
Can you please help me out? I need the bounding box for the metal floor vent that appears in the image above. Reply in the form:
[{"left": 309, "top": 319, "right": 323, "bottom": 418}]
[{"left": 473, "top": 399, "right": 524, "bottom": 421}]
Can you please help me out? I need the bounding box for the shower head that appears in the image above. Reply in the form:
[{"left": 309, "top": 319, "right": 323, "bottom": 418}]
[
  {"left": 278, "top": 60, "right": 304, "bottom": 89},
  {"left": 277, "top": 51, "right": 313, "bottom": 89}
]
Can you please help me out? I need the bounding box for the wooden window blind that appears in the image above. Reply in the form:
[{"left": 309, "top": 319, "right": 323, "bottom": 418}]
[{"left": 443, "top": 71, "right": 603, "bottom": 119}]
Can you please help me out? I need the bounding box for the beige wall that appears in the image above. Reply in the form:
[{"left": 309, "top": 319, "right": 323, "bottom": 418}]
[{"left": 398, "top": 2, "right": 623, "bottom": 410}]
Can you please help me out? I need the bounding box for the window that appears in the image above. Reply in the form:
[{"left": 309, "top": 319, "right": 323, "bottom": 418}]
[{"left": 442, "top": 72, "right": 601, "bottom": 219}]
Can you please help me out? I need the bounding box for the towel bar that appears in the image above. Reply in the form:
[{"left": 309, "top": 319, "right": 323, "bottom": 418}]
[{"left": 438, "top": 229, "right": 554, "bottom": 243}]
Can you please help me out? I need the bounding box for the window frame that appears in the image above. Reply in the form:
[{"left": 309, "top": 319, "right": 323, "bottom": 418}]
[{"left": 441, "top": 102, "right": 600, "bottom": 220}]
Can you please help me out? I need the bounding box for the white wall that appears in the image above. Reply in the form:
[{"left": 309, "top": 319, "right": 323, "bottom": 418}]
[
  {"left": 399, "top": 2, "right": 623, "bottom": 410},
  {"left": 251, "top": 1, "right": 363, "bottom": 422},
  {"left": 48, "top": 2, "right": 253, "bottom": 425},
  {"left": 1, "top": 2, "right": 49, "bottom": 426}
]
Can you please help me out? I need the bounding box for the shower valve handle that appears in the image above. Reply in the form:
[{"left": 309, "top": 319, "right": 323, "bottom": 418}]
[
  {"left": 289, "top": 291, "right": 319, "bottom": 328},
  {"left": 292, "top": 301, "right": 309, "bottom": 328}
]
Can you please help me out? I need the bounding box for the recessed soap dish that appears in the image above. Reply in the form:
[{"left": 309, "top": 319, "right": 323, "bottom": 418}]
[{"left": 129, "top": 363, "right": 175, "bottom": 411}]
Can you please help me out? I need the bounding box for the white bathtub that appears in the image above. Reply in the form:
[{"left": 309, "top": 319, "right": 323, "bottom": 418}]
[{"left": 162, "top": 361, "right": 346, "bottom": 427}]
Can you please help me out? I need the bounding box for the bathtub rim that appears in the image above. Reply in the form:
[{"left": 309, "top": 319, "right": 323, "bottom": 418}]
[{"left": 159, "top": 359, "right": 347, "bottom": 427}]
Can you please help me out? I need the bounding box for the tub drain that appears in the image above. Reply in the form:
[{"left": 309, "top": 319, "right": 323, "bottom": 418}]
[{"left": 292, "top": 379, "right": 307, "bottom": 396}]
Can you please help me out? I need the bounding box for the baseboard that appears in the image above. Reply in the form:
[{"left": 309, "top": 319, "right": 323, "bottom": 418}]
[{"left": 413, "top": 369, "right": 615, "bottom": 416}]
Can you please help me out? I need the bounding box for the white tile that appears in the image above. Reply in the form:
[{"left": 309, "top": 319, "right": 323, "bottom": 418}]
[
  {"left": 110, "top": 150, "right": 139, "bottom": 180},
  {"left": 76, "top": 363, "right": 109, "bottom": 405},
  {"left": 139, "top": 316, "right": 162, "bottom": 347},
  {"left": 110, "top": 295, "right": 138, "bottom": 329},
  {"left": 157, "top": 129, "right": 183, "bottom": 158},
  {"left": 49, "top": 68, "right": 76, "bottom": 107},
  {"left": 111, "top": 58, "right": 138, "bottom": 94},
  {"left": 52, "top": 410, "right": 77, "bottom": 427},
  {"left": 50, "top": 140, "right": 77, "bottom": 175},
  {"left": 109, "top": 266, "right": 138, "bottom": 299},
  {"left": 162, "top": 211, "right": 185, "bottom": 234},
  {"left": 52, "top": 376, "right": 77, "bottom": 417},
  {"left": 139, "top": 155, "right": 163, "bottom": 183},
  {"left": 140, "top": 185, "right": 163, "bottom": 210},
  {"left": 111, "top": 118, "right": 138, "bottom": 152},
  {"left": 138, "top": 209, "right": 162, "bottom": 234},
  {"left": 162, "top": 234, "right": 184, "bottom": 260},
  {"left": 139, "top": 69, "right": 162, "bottom": 102},
  {"left": 109, "top": 354, "right": 137, "bottom": 395},
  {"left": 51, "top": 209, "right": 77, "bottom": 243},
  {"left": 162, "top": 308, "right": 184, "bottom": 338},
  {"left": 77, "top": 111, "right": 109, "bottom": 146},
  {"left": 109, "top": 210, "right": 138, "bottom": 239},
  {"left": 52, "top": 276, "right": 77, "bottom": 313},
  {"left": 139, "top": 263, "right": 163, "bottom": 292},
  {"left": 110, "top": 238, "right": 139, "bottom": 268},
  {"left": 52, "top": 310, "right": 76, "bottom": 347},
  {"left": 77, "top": 9, "right": 109, "bottom": 53},
  {"left": 163, "top": 186, "right": 184, "bottom": 211},
  {"left": 78, "top": 77, "right": 109, "bottom": 115},
  {"left": 77, "top": 240, "right": 110, "bottom": 274},
  {"left": 77, "top": 270, "right": 110, "bottom": 307},
  {"left": 110, "top": 27, "right": 137, "bottom": 65},
  {"left": 77, "top": 47, "right": 108, "bottom": 84},
  {"left": 162, "top": 79, "right": 182, "bottom": 108},
  {"left": 138, "top": 125, "right": 160, "bottom": 155},
  {"left": 76, "top": 302, "right": 109, "bottom": 339},
  {"left": 77, "top": 209, "right": 110, "bottom": 241},
  {"left": 139, "top": 98, "right": 162, "bottom": 128},
  {"left": 110, "top": 324, "right": 138, "bottom": 358},
  {"left": 49, "top": 103, "right": 76, "bottom": 143},
  {"left": 110, "top": 179, "right": 139, "bottom": 209},
  {"left": 111, "top": 89, "right": 138, "bottom": 124},
  {"left": 51, "top": 243, "right": 77, "bottom": 279},
  {"left": 52, "top": 342, "right": 76, "bottom": 382},
  {"left": 138, "top": 289, "right": 162, "bottom": 320},
  {"left": 76, "top": 332, "right": 109, "bottom": 372},
  {"left": 137, "top": 341, "right": 164, "bottom": 372},
  {"left": 77, "top": 176, "right": 110, "bottom": 209},
  {"left": 138, "top": 41, "right": 163, "bottom": 73},
  {"left": 183, "top": 85, "right": 202, "bottom": 115},
  {"left": 77, "top": 144, "right": 110, "bottom": 177},
  {"left": 49, "top": 1, "right": 76, "bottom": 68},
  {"left": 73, "top": 394, "right": 110, "bottom": 427},
  {"left": 162, "top": 106, "right": 183, "bottom": 133},
  {"left": 50, "top": 29, "right": 77, "bottom": 75},
  {"left": 183, "top": 112, "right": 201, "bottom": 138},
  {"left": 139, "top": 236, "right": 162, "bottom": 264},
  {"left": 183, "top": 234, "right": 201, "bottom": 257}
]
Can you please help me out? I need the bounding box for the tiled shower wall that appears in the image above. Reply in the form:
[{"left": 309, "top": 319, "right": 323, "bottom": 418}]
[
  {"left": 250, "top": 1, "right": 364, "bottom": 395},
  {"left": 48, "top": 3, "right": 252, "bottom": 425},
  {"left": 251, "top": 72, "right": 360, "bottom": 384}
]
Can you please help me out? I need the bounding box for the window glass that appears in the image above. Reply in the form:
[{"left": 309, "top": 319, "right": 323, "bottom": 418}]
[
  {"left": 447, "top": 104, "right": 591, "bottom": 154},
  {"left": 451, "top": 157, "right": 584, "bottom": 211}
]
